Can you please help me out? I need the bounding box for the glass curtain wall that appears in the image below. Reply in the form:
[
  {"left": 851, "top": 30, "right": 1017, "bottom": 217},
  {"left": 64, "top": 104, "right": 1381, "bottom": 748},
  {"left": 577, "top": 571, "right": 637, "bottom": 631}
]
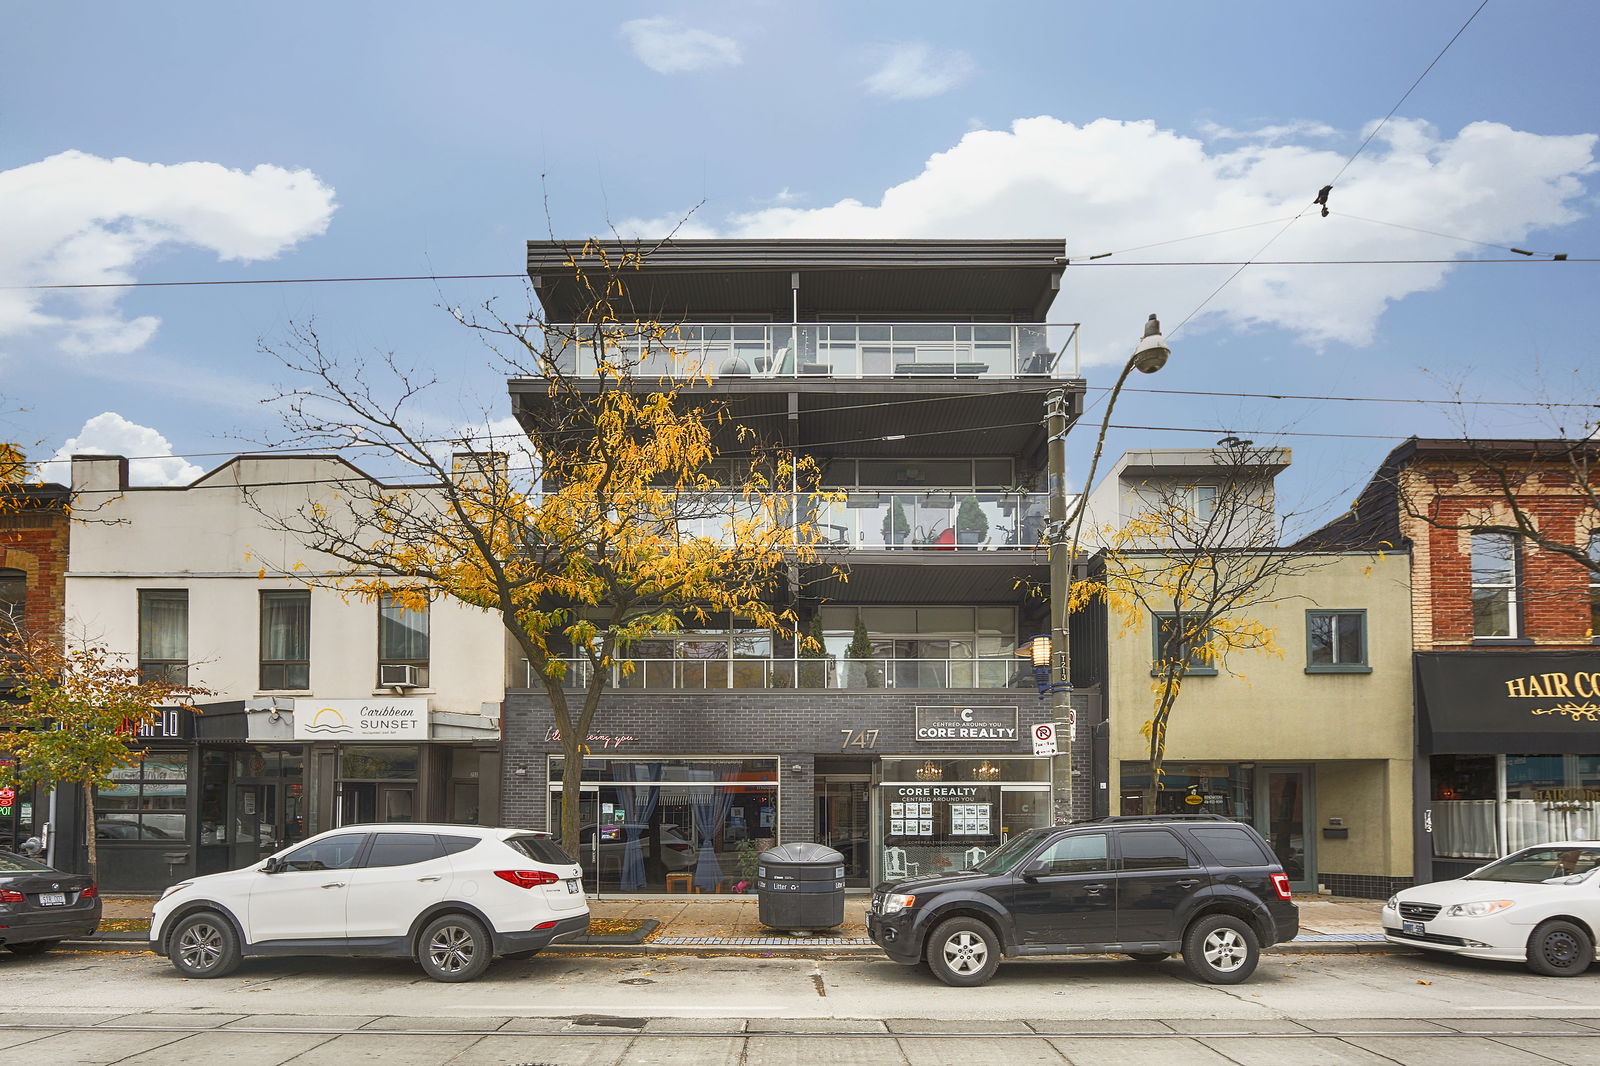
[
  {"left": 550, "top": 757, "right": 779, "bottom": 894},
  {"left": 819, "top": 606, "right": 1019, "bottom": 689}
]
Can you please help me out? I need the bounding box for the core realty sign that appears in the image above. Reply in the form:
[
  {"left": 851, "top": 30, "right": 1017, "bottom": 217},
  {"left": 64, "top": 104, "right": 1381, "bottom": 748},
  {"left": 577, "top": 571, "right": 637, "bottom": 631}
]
[
  {"left": 915, "top": 705, "right": 1018, "bottom": 742},
  {"left": 293, "top": 698, "right": 428, "bottom": 740}
]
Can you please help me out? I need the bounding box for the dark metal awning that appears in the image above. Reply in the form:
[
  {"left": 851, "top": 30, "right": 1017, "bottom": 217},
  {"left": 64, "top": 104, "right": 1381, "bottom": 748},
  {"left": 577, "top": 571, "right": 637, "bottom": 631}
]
[{"left": 1416, "top": 650, "right": 1600, "bottom": 753}]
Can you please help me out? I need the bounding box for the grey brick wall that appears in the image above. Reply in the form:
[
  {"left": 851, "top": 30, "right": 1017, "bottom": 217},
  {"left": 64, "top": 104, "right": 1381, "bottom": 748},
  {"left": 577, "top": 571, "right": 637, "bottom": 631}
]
[{"left": 501, "top": 688, "right": 1104, "bottom": 841}]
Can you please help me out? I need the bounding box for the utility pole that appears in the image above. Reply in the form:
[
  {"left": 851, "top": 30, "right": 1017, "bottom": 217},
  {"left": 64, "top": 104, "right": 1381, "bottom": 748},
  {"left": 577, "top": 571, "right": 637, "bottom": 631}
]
[{"left": 1045, "top": 381, "right": 1084, "bottom": 824}]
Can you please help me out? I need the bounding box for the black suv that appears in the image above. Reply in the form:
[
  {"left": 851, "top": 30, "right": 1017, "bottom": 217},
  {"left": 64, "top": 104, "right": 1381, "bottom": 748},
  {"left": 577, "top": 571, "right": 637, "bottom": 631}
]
[{"left": 866, "top": 815, "right": 1299, "bottom": 986}]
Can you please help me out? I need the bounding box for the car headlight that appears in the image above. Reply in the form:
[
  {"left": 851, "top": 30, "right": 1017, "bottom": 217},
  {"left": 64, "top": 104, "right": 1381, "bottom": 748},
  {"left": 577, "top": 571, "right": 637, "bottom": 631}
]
[
  {"left": 1442, "top": 899, "right": 1514, "bottom": 918},
  {"left": 881, "top": 892, "right": 916, "bottom": 915},
  {"left": 1385, "top": 894, "right": 1399, "bottom": 910},
  {"left": 158, "top": 880, "right": 194, "bottom": 902}
]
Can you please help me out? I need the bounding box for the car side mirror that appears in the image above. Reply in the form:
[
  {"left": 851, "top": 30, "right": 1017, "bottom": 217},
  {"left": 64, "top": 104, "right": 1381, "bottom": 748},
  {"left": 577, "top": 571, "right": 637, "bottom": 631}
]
[
  {"left": 261, "top": 856, "right": 282, "bottom": 874},
  {"left": 1020, "top": 860, "right": 1049, "bottom": 881}
]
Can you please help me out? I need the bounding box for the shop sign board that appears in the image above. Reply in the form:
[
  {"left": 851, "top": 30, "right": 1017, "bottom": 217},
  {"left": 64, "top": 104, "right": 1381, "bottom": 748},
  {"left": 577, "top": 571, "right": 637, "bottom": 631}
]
[
  {"left": 292, "top": 698, "right": 428, "bottom": 740},
  {"left": 1416, "top": 651, "right": 1600, "bottom": 752},
  {"left": 915, "top": 705, "right": 1018, "bottom": 742}
]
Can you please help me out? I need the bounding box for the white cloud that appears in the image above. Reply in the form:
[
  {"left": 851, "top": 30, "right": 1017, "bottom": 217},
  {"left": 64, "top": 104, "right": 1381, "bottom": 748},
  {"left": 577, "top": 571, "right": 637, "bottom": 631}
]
[
  {"left": 41, "top": 412, "right": 205, "bottom": 487},
  {"left": 621, "top": 17, "right": 741, "bottom": 74},
  {"left": 637, "top": 116, "right": 1596, "bottom": 361},
  {"left": 1199, "top": 119, "right": 1338, "bottom": 144},
  {"left": 864, "top": 42, "right": 974, "bottom": 101},
  {"left": 0, "top": 151, "right": 336, "bottom": 359}
]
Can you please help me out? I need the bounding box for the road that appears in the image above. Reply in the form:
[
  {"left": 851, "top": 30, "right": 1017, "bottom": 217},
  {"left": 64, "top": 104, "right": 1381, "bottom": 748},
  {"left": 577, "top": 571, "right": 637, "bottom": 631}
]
[{"left": 4, "top": 947, "right": 1600, "bottom": 1064}]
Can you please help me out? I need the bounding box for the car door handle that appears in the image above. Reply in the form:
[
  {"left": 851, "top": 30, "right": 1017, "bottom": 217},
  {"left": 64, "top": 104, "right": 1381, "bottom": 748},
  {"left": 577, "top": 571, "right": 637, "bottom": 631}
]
[
  {"left": 321, "top": 882, "right": 346, "bottom": 889},
  {"left": 1176, "top": 879, "right": 1201, "bottom": 889},
  {"left": 417, "top": 875, "right": 442, "bottom": 882},
  {"left": 1084, "top": 884, "right": 1107, "bottom": 895}
]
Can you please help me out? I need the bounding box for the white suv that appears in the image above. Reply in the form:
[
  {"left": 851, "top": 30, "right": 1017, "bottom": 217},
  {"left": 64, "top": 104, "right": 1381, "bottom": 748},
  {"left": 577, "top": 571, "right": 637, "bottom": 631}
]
[{"left": 151, "top": 824, "right": 588, "bottom": 982}]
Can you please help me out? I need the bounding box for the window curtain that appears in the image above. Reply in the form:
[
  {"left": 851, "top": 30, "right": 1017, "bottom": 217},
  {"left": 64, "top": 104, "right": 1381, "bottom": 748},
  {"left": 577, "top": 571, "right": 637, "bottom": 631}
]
[
  {"left": 1434, "top": 800, "right": 1497, "bottom": 859},
  {"left": 690, "top": 769, "right": 737, "bottom": 892},
  {"left": 139, "top": 592, "right": 189, "bottom": 660},
  {"left": 616, "top": 763, "right": 661, "bottom": 892},
  {"left": 262, "top": 593, "right": 309, "bottom": 660}
]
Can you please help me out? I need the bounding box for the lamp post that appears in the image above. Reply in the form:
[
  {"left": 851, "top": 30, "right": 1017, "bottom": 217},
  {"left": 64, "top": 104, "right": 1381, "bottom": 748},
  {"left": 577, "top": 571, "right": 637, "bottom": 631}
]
[{"left": 1045, "top": 314, "right": 1171, "bottom": 824}]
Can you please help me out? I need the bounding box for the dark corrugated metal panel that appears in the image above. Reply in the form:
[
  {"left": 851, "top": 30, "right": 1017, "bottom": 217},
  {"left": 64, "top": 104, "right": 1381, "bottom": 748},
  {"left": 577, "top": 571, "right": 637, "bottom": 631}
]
[
  {"left": 803, "top": 557, "right": 1045, "bottom": 604},
  {"left": 526, "top": 239, "right": 1066, "bottom": 320}
]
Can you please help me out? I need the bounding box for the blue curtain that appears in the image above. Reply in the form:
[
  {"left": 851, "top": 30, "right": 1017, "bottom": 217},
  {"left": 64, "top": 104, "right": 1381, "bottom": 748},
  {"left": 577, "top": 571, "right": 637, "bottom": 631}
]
[
  {"left": 616, "top": 763, "right": 661, "bottom": 892},
  {"left": 690, "top": 771, "right": 737, "bottom": 891}
]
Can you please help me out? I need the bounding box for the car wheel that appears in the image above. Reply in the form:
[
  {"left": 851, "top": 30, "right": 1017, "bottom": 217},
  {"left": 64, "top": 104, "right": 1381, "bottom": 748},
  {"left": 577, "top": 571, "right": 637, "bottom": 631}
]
[
  {"left": 925, "top": 916, "right": 1001, "bottom": 987},
  {"left": 1182, "top": 914, "right": 1259, "bottom": 984},
  {"left": 501, "top": 949, "right": 538, "bottom": 961},
  {"left": 168, "top": 912, "right": 242, "bottom": 979},
  {"left": 418, "top": 914, "right": 492, "bottom": 983},
  {"left": 7, "top": 940, "right": 60, "bottom": 956},
  {"left": 1526, "top": 919, "right": 1594, "bottom": 978},
  {"left": 1127, "top": 952, "right": 1171, "bottom": 963}
]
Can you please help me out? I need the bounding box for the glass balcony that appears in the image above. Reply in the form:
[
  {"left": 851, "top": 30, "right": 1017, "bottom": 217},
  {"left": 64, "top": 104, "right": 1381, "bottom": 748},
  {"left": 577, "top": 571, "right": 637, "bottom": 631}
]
[
  {"left": 541, "top": 322, "right": 1078, "bottom": 379},
  {"left": 663, "top": 491, "right": 1049, "bottom": 551},
  {"left": 527, "top": 656, "right": 1028, "bottom": 691}
]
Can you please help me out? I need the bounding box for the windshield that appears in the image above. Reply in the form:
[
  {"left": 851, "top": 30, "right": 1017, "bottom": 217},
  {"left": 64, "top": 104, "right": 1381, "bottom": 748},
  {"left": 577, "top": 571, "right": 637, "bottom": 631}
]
[
  {"left": 1465, "top": 845, "right": 1600, "bottom": 883},
  {"left": 970, "top": 828, "right": 1053, "bottom": 876}
]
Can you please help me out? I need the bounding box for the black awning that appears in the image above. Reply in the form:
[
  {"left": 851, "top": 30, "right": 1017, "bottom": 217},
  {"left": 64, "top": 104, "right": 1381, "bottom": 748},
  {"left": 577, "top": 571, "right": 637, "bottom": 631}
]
[{"left": 1416, "top": 650, "right": 1600, "bottom": 753}]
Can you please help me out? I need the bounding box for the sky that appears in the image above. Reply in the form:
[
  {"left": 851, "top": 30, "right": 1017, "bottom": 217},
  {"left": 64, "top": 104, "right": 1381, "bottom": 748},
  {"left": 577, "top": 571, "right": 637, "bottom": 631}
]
[{"left": 3, "top": 0, "right": 1598, "bottom": 534}]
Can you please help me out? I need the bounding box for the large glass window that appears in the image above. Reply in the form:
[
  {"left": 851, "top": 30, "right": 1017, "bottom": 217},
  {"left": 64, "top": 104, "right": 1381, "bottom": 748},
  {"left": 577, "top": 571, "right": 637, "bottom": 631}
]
[
  {"left": 1588, "top": 532, "right": 1600, "bottom": 640},
  {"left": 96, "top": 751, "right": 188, "bottom": 841},
  {"left": 378, "top": 592, "right": 430, "bottom": 688},
  {"left": 819, "top": 605, "right": 1019, "bottom": 689},
  {"left": 139, "top": 589, "right": 189, "bottom": 684},
  {"left": 0, "top": 568, "right": 23, "bottom": 629},
  {"left": 1306, "top": 610, "right": 1369, "bottom": 672},
  {"left": 260, "top": 590, "right": 310, "bottom": 689},
  {"left": 1471, "top": 532, "right": 1519, "bottom": 638}
]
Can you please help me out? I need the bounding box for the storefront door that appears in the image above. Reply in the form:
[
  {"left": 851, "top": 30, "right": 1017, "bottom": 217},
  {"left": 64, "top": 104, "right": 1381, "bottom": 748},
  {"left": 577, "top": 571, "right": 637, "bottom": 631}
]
[
  {"left": 1258, "top": 766, "right": 1314, "bottom": 892},
  {"left": 816, "top": 776, "right": 871, "bottom": 886}
]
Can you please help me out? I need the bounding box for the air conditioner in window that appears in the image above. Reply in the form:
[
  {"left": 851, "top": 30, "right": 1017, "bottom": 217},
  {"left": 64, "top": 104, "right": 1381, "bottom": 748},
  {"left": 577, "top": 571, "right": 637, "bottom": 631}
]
[{"left": 379, "top": 663, "right": 419, "bottom": 689}]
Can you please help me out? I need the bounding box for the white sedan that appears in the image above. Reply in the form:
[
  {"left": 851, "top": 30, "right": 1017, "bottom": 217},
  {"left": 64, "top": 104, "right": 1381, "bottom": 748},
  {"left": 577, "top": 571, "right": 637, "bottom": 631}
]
[{"left": 1384, "top": 842, "right": 1600, "bottom": 976}]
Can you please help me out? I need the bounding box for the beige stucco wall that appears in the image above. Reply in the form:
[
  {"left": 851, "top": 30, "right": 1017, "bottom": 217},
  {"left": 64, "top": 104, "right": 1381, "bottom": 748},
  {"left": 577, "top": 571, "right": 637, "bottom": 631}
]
[
  {"left": 65, "top": 454, "right": 505, "bottom": 716},
  {"left": 1105, "top": 551, "right": 1413, "bottom": 877}
]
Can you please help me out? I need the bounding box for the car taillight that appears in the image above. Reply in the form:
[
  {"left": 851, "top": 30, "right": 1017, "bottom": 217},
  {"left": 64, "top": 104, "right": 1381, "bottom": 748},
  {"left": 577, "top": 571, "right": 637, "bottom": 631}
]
[
  {"left": 0, "top": 890, "right": 22, "bottom": 903},
  {"left": 495, "top": 870, "right": 560, "bottom": 889},
  {"left": 81, "top": 883, "right": 99, "bottom": 899},
  {"left": 1270, "top": 872, "right": 1292, "bottom": 900}
]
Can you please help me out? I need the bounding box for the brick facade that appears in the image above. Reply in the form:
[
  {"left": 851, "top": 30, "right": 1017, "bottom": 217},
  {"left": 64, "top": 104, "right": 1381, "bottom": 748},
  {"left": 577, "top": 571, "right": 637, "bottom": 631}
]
[{"left": 0, "top": 486, "right": 70, "bottom": 637}]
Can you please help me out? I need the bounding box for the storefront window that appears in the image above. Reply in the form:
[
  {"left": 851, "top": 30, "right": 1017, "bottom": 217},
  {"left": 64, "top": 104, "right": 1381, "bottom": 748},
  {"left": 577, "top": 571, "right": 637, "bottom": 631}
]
[
  {"left": 1119, "top": 763, "right": 1255, "bottom": 819},
  {"left": 880, "top": 757, "right": 1049, "bottom": 881},
  {"left": 1431, "top": 754, "right": 1600, "bottom": 859},
  {"left": 96, "top": 750, "right": 188, "bottom": 841},
  {"left": 551, "top": 757, "right": 779, "bottom": 894}
]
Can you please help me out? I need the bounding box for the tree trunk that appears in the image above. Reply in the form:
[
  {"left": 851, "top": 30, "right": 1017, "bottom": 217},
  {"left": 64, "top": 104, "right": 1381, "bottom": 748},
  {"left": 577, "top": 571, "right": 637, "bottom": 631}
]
[{"left": 83, "top": 783, "right": 98, "bottom": 880}]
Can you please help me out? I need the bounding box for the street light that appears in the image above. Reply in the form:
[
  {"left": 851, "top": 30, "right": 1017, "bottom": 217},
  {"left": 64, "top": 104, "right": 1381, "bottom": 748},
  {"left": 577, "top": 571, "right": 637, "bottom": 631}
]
[{"left": 1044, "top": 314, "right": 1172, "bottom": 823}]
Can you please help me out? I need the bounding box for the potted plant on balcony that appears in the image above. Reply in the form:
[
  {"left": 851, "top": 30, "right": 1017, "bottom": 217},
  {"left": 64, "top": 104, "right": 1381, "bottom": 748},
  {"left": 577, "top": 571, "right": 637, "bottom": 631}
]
[
  {"left": 798, "top": 615, "right": 827, "bottom": 688},
  {"left": 880, "top": 498, "right": 910, "bottom": 548},
  {"left": 845, "top": 617, "right": 883, "bottom": 688},
  {"left": 956, "top": 496, "right": 989, "bottom": 548}
]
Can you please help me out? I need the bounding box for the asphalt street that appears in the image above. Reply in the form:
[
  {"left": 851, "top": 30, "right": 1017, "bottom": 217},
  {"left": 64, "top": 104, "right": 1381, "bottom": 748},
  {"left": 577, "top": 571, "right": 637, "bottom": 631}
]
[{"left": 5, "top": 947, "right": 1600, "bottom": 1064}]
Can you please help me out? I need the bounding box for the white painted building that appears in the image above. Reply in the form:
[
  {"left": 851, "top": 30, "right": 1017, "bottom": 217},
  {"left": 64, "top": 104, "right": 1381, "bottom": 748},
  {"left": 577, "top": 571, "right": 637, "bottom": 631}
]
[{"left": 66, "top": 453, "right": 508, "bottom": 891}]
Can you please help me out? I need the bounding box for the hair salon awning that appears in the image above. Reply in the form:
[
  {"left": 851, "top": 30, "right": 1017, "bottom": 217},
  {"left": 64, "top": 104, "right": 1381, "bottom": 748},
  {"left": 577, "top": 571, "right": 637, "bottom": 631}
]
[{"left": 1417, "top": 651, "right": 1600, "bottom": 753}]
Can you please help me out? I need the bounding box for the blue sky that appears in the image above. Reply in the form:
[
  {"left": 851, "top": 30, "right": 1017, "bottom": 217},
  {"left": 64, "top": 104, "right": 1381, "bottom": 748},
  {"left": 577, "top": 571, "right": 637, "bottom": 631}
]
[{"left": 3, "top": 1, "right": 1597, "bottom": 530}]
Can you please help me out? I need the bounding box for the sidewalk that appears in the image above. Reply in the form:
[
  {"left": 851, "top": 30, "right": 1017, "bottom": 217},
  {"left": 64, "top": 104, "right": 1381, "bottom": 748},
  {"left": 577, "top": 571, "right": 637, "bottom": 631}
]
[{"left": 92, "top": 892, "right": 1388, "bottom": 954}]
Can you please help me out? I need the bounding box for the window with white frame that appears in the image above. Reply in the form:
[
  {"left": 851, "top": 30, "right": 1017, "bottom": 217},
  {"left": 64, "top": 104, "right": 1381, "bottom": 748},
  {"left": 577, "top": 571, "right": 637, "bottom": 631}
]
[
  {"left": 1588, "top": 531, "right": 1600, "bottom": 641},
  {"left": 1470, "top": 532, "right": 1519, "bottom": 638}
]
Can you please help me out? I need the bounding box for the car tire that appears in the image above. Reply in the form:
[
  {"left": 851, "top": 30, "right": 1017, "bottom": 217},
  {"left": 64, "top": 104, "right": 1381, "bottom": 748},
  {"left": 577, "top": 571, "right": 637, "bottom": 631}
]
[
  {"left": 501, "top": 949, "right": 538, "bottom": 961},
  {"left": 7, "top": 940, "right": 60, "bottom": 956},
  {"left": 418, "top": 913, "right": 492, "bottom": 983},
  {"left": 1526, "top": 919, "right": 1593, "bottom": 978},
  {"left": 925, "top": 916, "right": 1001, "bottom": 987},
  {"left": 1182, "top": 914, "right": 1259, "bottom": 984},
  {"left": 168, "top": 911, "right": 242, "bottom": 979},
  {"left": 1127, "top": 952, "right": 1171, "bottom": 963}
]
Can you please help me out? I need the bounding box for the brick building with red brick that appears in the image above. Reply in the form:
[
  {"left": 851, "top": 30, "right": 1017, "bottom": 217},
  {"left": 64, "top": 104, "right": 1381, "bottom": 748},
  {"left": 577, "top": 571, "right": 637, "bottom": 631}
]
[
  {"left": 1, "top": 479, "right": 71, "bottom": 852},
  {"left": 1305, "top": 438, "right": 1600, "bottom": 883}
]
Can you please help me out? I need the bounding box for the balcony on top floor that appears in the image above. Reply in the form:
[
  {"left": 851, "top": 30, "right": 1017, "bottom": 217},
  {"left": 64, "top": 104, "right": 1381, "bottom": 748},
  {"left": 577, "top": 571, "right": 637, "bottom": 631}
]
[
  {"left": 526, "top": 655, "right": 1032, "bottom": 692},
  {"left": 540, "top": 322, "right": 1079, "bottom": 381},
  {"left": 669, "top": 490, "right": 1052, "bottom": 551}
]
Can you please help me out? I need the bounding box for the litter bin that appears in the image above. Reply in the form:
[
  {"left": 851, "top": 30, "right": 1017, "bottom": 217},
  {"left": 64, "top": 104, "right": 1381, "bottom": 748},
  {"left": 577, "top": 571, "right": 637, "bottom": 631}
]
[{"left": 756, "top": 842, "right": 846, "bottom": 933}]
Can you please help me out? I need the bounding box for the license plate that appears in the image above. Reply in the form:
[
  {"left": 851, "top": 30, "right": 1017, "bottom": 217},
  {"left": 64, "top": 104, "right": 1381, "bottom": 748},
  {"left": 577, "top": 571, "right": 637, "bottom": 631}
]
[
  {"left": 565, "top": 879, "right": 580, "bottom": 894},
  {"left": 38, "top": 892, "right": 66, "bottom": 907},
  {"left": 1402, "top": 920, "right": 1425, "bottom": 936}
]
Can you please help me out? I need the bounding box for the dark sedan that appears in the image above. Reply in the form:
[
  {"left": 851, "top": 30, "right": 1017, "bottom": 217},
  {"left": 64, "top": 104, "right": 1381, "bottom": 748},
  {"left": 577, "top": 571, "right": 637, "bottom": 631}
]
[{"left": 0, "top": 852, "right": 100, "bottom": 956}]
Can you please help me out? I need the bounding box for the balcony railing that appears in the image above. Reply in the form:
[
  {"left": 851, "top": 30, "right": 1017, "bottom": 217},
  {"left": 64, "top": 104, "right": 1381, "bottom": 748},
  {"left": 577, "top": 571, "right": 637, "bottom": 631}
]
[
  {"left": 666, "top": 491, "right": 1050, "bottom": 551},
  {"left": 525, "top": 656, "right": 1029, "bottom": 691},
  {"left": 542, "top": 322, "right": 1080, "bottom": 379}
]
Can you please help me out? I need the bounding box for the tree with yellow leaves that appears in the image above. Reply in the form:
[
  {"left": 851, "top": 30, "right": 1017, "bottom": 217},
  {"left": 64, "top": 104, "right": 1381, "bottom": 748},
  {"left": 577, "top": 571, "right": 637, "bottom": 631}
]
[
  {"left": 251, "top": 241, "right": 837, "bottom": 853},
  {"left": 1072, "top": 439, "right": 1334, "bottom": 806}
]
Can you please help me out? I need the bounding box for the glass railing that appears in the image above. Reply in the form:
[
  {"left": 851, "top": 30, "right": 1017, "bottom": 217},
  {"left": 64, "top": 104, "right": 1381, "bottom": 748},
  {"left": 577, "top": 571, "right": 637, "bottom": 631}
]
[
  {"left": 526, "top": 657, "right": 1028, "bottom": 691},
  {"left": 540, "top": 322, "right": 1079, "bottom": 379},
  {"left": 660, "top": 491, "right": 1051, "bottom": 551}
]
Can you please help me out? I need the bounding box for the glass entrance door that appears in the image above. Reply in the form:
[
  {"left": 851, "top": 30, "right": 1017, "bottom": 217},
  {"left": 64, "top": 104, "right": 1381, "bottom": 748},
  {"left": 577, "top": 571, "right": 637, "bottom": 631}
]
[
  {"left": 550, "top": 785, "right": 602, "bottom": 894},
  {"left": 816, "top": 776, "right": 871, "bottom": 886},
  {"left": 1258, "top": 766, "right": 1313, "bottom": 892}
]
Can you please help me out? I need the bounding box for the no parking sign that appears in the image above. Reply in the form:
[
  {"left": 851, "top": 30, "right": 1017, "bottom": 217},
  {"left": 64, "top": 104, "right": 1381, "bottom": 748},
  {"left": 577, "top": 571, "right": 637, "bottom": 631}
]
[{"left": 1031, "top": 723, "right": 1057, "bottom": 756}]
